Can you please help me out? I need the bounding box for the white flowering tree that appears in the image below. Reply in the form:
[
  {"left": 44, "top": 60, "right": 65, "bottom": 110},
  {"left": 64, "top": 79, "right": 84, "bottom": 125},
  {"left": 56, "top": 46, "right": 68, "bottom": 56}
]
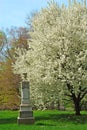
[{"left": 14, "top": 0, "right": 87, "bottom": 115}]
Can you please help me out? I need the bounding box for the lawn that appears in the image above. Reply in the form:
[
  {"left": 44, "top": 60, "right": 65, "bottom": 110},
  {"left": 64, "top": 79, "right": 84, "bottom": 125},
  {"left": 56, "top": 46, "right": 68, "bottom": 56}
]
[{"left": 0, "top": 110, "right": 87, "bottom": 130}]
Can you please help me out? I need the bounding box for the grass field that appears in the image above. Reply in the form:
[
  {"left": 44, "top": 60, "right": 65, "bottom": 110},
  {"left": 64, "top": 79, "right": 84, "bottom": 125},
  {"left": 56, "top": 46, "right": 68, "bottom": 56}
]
[{"left": 0, "top": 110, "right": 87, "bottom": 130}]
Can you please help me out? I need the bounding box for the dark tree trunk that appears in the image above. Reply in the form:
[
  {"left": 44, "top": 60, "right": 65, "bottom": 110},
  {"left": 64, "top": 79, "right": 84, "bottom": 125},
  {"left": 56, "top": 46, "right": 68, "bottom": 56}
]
[
  {"left": 74, "top": 100, "right": 81, "bottom": 115},
  {"left": 66, "top": 83, "right": 81, "bottom": 116}
]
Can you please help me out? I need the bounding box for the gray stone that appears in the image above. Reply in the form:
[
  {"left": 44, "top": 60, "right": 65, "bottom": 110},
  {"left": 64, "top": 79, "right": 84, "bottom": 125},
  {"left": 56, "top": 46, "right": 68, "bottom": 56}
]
[
  {"left": 17, "top": 81, "right": 34, "bottom": 124},
  {"left": 18, "top": 117, "right": 34, "bottom": 125}
]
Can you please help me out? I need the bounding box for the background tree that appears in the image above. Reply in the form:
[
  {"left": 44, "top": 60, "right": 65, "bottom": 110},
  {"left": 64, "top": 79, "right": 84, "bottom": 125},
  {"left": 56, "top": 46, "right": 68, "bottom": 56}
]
[
  {"left": 0, "top": 30, "right": 7, "bottom": 61},
  {"left": 8, "top": 27, "right": 29, "bottom": 50},
  {"left": 0, "top": 59, "right": 20, "bottom": 110},
  {"left": 0, "top": 27, "right": 29, "bottom": 110},
  {"left": 0, "top": 27, "right": 29, "bottom": 61}
]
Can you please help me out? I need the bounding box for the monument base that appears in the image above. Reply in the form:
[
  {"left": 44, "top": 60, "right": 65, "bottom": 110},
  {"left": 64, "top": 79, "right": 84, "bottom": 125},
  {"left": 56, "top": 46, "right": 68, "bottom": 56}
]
[
  {"left": 17, "top": 117, "right": 34, "bottom": 124},
  {"left": 17, "top": 105, "right": 35, "bottom": 125}
]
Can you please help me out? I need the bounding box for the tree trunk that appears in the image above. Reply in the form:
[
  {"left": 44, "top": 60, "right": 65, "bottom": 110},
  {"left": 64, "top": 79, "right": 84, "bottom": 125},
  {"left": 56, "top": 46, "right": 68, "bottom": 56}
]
[
  {"left": 66, "top": 83, "right": 81, "bottom": 115},
  {"left": 74, "top": 100, "right": 81, "bottom": 115}
]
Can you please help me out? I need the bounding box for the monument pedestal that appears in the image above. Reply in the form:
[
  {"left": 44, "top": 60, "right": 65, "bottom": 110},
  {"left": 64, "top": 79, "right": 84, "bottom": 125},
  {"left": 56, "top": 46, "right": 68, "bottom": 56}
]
[{"left": 17, "top": 81, "right": 34, "bottom": 124}]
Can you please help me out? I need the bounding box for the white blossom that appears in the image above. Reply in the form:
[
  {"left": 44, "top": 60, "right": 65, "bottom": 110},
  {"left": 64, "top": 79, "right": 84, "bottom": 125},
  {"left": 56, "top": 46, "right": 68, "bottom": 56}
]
[{"left": 13, "top": 0, "right": 87, "bottom": 109}]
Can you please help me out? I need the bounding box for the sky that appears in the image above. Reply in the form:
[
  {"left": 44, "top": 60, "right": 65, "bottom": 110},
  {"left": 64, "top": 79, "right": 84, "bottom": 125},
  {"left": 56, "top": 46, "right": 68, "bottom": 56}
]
[
  {"left": 0, "top": 0, "right": 82, "bottom": 29},
  {"left": 0, "top": 0, "right": 68, "bottom": 29}
]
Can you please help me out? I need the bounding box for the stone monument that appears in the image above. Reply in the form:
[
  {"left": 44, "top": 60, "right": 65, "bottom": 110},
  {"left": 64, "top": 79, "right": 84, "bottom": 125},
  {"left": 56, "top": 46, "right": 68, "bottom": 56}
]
[{"left": 17, "top": 73, "right": 34, "bottom": 124}]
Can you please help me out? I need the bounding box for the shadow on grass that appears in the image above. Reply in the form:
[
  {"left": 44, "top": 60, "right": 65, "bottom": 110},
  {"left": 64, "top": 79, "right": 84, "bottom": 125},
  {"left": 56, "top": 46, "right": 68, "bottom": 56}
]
[
  {"left": 0, "top": 112, "right": 87, "bottom": 126},
  {"left": 35, "top": 113, "right": 87, "bottom": 125},
  {"left": 0, "top": 118, "right": 17, "bottom": 124}
]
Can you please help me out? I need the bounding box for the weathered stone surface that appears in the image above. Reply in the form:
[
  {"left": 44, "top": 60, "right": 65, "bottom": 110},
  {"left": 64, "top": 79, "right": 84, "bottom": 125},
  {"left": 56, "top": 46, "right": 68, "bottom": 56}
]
[
  {"left": 21, "top": 81, "right": 30, "bottom": 104},
  {"left": 17, "top": 117, "right": 34, "bottom": 125},
  {"left": 17, "top": 81, "right": 34, "bottom": 124},
  {"left": 19, "top": 110, "right": 33, "bottom": 118},
  {"left": 20, "top": 104, "right": 32, "bottom": 111}
]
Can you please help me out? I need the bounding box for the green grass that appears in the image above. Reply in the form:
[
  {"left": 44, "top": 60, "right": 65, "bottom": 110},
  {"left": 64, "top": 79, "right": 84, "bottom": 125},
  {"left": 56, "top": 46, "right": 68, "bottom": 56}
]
[{"left": 0, "top": 110, "right": 87, "bottom": 130}]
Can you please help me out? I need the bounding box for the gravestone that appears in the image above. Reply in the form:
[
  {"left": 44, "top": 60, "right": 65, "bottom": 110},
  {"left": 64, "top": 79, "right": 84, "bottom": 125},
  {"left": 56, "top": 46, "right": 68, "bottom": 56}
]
[{"left": 17, "top": 73, "right": 34, "bottom": 124}]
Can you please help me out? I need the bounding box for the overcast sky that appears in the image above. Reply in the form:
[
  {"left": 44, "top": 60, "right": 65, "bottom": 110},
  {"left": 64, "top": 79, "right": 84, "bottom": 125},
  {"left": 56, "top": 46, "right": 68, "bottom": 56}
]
[{"left": 0, "top": 0, "right": 82, "bottom": 29}]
